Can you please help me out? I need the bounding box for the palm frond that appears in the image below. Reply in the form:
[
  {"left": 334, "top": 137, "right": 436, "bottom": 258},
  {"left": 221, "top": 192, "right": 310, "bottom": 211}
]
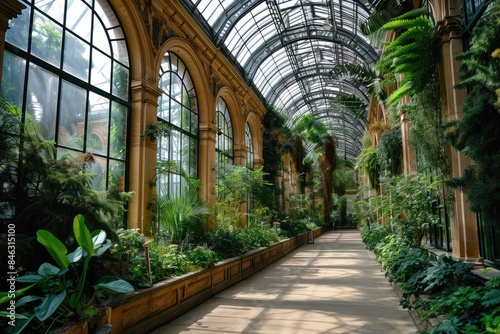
[{"left": 331, "top": 94, "right": 367, "bottom": 119}]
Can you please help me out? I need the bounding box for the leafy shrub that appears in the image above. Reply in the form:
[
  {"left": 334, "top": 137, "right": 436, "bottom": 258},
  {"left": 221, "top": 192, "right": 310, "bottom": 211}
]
[
  {"left": 185, "top": 246, "right": 220, "bottom": 269},
  {"left": 374, "top": 233, "right": 405, "bottom": 269},
  {"left": 385, "top": 247, "right": 432, "bottom": 284},
  {"left": 278, "top": 219, "right": 309, "bottom": 238},
  {"left": 361, "top": 225, "right": 391, "bottom": 251},
  {"left": 422, "top": 276, "right": 500, "bottom": 334},
  {"left": 421, "top": 255, "right": 481, "bottom": 294},
  {"left": 204, "top": 228, "right": 246, "bottom": 259},
  {"left": 238, "top": 227, "right": 279, "bottom": 250}
]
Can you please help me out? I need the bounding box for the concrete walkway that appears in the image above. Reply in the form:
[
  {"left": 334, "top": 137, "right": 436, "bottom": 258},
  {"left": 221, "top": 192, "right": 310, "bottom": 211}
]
[{"left": 149, "top": 231, "right": 419, "bottom": 334}]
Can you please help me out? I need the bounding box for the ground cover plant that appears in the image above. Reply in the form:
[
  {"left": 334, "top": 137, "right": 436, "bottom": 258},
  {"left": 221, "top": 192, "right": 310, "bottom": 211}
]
[{"left": 361, "top": 224, "right": 499, "bottom": 333}]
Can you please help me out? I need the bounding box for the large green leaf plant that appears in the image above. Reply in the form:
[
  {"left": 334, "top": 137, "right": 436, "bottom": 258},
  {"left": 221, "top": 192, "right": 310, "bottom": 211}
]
[{"left": 0, "top": 215, "right": 134, "bottom": 333}]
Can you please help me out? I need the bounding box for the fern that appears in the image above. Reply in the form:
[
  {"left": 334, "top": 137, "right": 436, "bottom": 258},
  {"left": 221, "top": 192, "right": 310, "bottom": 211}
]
[{"left": 377, "top": 8, "right": 440, "bottom": 106}]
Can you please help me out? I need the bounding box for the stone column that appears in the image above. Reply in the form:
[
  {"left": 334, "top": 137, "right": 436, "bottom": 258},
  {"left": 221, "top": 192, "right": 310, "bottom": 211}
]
[
  {"left": 128, "top": 79, "right": 163, "bottom": 234},
  {"left": 436, "top": 3, "right": 480, "bottom": 261},
  {"left": 0, "top": 0, "right": 25, "bottom": 86},
  {"left": 198, "top": 121, "right": 218, "bottom": 230}
]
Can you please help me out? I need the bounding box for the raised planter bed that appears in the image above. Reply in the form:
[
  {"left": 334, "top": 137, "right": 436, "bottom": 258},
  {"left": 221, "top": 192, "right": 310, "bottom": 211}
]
[{"left": 98, "top": 228, "right": 324, "bottom": 333}]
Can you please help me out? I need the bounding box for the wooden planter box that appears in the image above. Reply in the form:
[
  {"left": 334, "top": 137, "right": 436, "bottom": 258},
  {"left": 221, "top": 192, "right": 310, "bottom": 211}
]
[{"left": 98, "top": 228, "right": 324, "bottom": 334}]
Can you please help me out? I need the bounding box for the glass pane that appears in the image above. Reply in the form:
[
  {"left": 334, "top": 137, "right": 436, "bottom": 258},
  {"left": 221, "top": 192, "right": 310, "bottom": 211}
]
[
  {"left": 6, "top": 6, "right": 31, "bottom": 51},
  {"left": 108, "top": 159, "right": 125, "bottom": 191},
  {"left": 170, "top": 74, "right": 183, "bottom": 103},
  {"left": 58, "top": 80, "right": 86, "bottom": 150},
  {"left": 91, "top": 48, "right": 111, "bottom": 92},
  {"left": 95, "top": 0, "right": 119, "bottom": 28},
  {"left": 26, "top": 63, "right": 59, "bottom": 141},
  {"left": 112, "top": 39, "right": 129, "bottom": 66},
  {"left": 35, "top": 0, "right": 65, "bottom": 24},
  {"left": 93, "top": 13, "right": 111, "bottom": 55},
  {"left": 182, "top": 106, "right": 190, "bottom": 131},
  {"left": 2, "top": 52, "right": 26, "bottom": 108},
  {"left": 157, "top": 134, "right": 170, "bottom": 161},
  {"left": 190, "top": 111, "right": 198, "bottom": 135},
  {"left": 31, "top": 11, "right": 63, "bottom": 67},
  {"left": 110, "top": 101, "right": 127, "bottom": 160},
  {"left": 112, "top": 61, "right": 129, "bottom": 99},
  {"left": 66, "top": 0, "right": 92, "bottom": 42},
  {"left": 190, "top": 137, "right": 198, "bottom": 177},
  {"left": 181, "top": 133, "right": 190, "bottom": 173},
  {"left": 170, "top": 100, "right": 181, "bottom": 128},
  {"left": 87, "top": 92, "right": 109, "bottom": 155},
  {"left": 158, "top": 94, "right": 170, "bottom": 121},
  {"left": 90, "top": 155, "right": 107, "bottom": 190},
  {"left": 170, "top": 130, "right": 181, "bottom": 168},
  {"left": 63, "top": 31, "right": 90, "bottom": 81}
]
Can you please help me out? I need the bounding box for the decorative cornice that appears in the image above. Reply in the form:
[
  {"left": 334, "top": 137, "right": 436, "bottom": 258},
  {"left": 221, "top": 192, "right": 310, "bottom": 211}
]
[
  {"left": 0, "top": 0, "right": 26, "bottom": 32},
  {"left": 436, "top": 16, "right": 463, "bottom": 43},
  {"left": 131, "top": 79, "right": 164, "bottom": 105}
]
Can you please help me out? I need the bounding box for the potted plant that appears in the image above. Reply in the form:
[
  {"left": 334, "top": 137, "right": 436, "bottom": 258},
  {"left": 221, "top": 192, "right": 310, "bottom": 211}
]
[{"left": 1, "top": 215, "right": 134, "bottom": 334}]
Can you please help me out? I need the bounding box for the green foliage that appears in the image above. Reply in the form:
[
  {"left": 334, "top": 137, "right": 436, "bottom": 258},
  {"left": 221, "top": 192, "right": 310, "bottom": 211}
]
[
  {"left": 377, "top": 125, "right": 403, "bottom": 177},
  {"left": 330, "top": 94, "right": 368, "bottom": 120},
  {"left": 421, "top": 255, "right": 480, "bottom": 294},
  {"left": 262, "top": 105, "right": 290, "bottom": 211},
  {"left": 377, "top": 8, "right": 441, "bottom": 107},
  {"left": 277, "top": 219, "right": 309, "bottom": 238},
  {"left": 422, "top": 276, "right": 500, "bottom": 334},
  {"left": 406, "top": 70, "right": 448, "bottom": 174},
  {"left": 204, "top": 228, "right": 246, "bottom": 259},
  {"left": 0, "top": 215, "right": 134, "bottom": 333},
  {"left": 185, "top": 246, "right": 220, "bottom": 269},
  {"left": 385, "top": 247, "right": 432, "bottom": 284},
  {"left": 356, "top": 146, "right": 381, "bottom": 192},
  {"left": 358, "top": 0, "right": 414, "bottom": 46},
  {"left": 216, "top": 165, "right": 272, "bottom": 228},
  {"left": 377, "top": 173, "right": 440, "bottom": 247},
  {"left": 203, "top": 226, "right": 279, "bottom": 260},
  {"left": 373, "top": 233, "right": 406, "bottom": 269},
  {"left": 156, "top": 188, "right": 211, "bottom": 244},
  {"left": 330, "top": 64, "right": 386, "bottom": 103},
  {"left": 448, "top": 2, "right": 500, "bottom": 228},
  {"left": 0, "top": 98, "right": 133, "bottom": 287},
  {"left": 360, "top": 225, "right": 391, "bottom": 251}
]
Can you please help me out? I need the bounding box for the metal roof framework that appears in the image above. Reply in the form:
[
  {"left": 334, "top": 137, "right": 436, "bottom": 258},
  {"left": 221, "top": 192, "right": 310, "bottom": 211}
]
[{"left": 179, "top": 0, "right": 381, "bottom": 163}]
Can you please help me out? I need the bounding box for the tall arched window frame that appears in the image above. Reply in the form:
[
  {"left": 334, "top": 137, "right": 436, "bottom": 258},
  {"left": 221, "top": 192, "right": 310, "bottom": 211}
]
[
  {"left": 157, "top": 52, "right": 198, "bottom": 199},
  {"left": 215, "top": 97, "right": 233, "bottom": 170},
  {"left": 245, "top": 122, "right": 254, "bottom": 168},
  {"left": 2, "top": 0, "right": 130, "bottom": 192}
]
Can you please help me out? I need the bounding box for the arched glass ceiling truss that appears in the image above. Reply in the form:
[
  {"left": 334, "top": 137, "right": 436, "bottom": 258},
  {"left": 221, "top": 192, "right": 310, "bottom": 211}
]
[{"left": 179, "top": 0, "right": 381, "bottom": 163}]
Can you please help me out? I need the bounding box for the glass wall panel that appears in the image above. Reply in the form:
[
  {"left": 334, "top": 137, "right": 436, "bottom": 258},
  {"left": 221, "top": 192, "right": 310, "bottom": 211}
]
[{"left": 2, "top": 0, "right": 130, "bottom": 197}]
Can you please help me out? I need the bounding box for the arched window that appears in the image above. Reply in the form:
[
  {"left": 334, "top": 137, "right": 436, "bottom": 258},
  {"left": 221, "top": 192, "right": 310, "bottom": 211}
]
[
  {"left": 157, "top": 52, "right": 198, "bottom": 198},
  {"left": 245, "top": 122, "right": 254, "bottom": 168},
  {"left": 2, "top": 0, "right": 130, "bottom": 192},
  {"left": 215, "top": 97, "right": 233, "bottom": 169}
]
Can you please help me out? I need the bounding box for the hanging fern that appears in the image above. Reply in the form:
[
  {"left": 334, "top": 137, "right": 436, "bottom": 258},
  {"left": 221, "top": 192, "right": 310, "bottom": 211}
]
[
  {"left": 330, "top": 94, "right": 367, "bottom": 119},
  {"left": 358, "top": 0, "right": 414, "bottom": 46},
  {"left": 377, "top": 8, "right": 441, "bottom": 107},
  {"left": 330, "top": 63, "right": 387, "bottom": 104}
]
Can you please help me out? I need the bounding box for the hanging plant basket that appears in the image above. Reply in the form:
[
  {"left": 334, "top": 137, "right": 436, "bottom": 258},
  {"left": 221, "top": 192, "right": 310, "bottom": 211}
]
[{"left": 141, "top": 123, "right": 171, "bottom": 141}]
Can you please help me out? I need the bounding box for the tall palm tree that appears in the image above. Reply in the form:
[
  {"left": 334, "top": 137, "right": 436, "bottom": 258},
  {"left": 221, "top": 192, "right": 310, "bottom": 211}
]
[{"left": 292, "top": 115, "right": 337, "bottom": 226}]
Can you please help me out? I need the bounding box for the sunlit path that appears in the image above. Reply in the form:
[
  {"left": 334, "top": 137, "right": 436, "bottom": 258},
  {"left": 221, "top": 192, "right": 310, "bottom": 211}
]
[{"left": 149, "top": 231, "right": 418, "bottom": 334}]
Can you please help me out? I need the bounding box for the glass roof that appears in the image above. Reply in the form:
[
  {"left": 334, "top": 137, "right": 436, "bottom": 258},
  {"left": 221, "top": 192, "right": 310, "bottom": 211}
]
[{"left": 179, "top": 0, "right": 381, "bottom": 163}]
